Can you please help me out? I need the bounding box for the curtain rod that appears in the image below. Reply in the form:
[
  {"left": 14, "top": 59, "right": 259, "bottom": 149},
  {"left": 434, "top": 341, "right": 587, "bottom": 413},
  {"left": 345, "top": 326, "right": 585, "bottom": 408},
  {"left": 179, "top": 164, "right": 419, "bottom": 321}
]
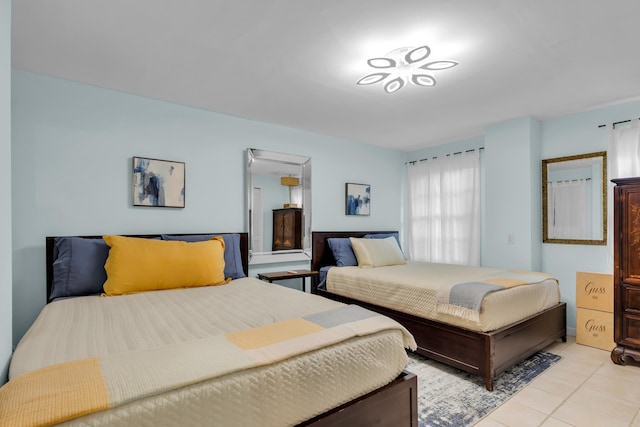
[
  {"left": 406, "top": 147, "right": 484, "bottom": 165},
  {"left": 548, "top": 178, "right": 591, "bottom": 183},
  {"left": 597, "top": 118, "right": 639, "bottom": 128}
]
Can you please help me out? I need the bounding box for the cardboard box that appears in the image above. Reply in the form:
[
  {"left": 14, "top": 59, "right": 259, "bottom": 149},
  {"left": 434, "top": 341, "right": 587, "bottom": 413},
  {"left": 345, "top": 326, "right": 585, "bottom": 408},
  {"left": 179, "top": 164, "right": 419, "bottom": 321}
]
[
  {"left": 576, "top": 307, "right": 615, "bottom": 351},
  {"left": 576, "top": 272, "right": 613, "bottom": 312}
]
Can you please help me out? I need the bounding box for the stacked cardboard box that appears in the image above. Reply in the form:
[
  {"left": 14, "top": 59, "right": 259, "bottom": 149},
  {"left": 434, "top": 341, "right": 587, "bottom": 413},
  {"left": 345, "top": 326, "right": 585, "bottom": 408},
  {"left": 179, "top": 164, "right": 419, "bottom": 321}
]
[{"left": 575, "top": 272, "right": 615, "bottom": 351}]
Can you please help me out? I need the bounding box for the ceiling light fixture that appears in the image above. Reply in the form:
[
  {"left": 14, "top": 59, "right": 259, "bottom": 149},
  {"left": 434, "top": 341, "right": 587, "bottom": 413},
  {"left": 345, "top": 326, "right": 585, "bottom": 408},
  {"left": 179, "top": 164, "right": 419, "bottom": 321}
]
[{"left": 357, "top": 46, "right": 458, "bottom": 94}]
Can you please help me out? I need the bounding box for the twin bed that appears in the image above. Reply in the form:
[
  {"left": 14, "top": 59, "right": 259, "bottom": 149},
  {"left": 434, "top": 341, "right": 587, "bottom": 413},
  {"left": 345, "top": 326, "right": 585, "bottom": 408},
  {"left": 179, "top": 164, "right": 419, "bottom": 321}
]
[
  {"left": 1, "top": 233, "right": 418, "bottom": 427},
  {"left": 311, "top": 231, "right": 567, "bottom": 391}
]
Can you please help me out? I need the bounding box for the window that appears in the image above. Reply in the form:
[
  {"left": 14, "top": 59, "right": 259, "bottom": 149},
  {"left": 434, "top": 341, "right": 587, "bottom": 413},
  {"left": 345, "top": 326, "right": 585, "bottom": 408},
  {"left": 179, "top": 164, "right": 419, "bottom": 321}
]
[{"left": 407, "top": 150, "right": 480, "bottom": 265}]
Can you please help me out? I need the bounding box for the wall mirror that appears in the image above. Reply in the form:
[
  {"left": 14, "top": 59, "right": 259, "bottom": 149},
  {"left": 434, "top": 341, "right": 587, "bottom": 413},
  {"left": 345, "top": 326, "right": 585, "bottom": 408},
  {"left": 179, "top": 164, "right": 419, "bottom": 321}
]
[
  {"left": 542, "top": 151, "right": 607, "bottom": 245},
  {"left": 246, "top": 148, "right": 312, "bottom": 264}
]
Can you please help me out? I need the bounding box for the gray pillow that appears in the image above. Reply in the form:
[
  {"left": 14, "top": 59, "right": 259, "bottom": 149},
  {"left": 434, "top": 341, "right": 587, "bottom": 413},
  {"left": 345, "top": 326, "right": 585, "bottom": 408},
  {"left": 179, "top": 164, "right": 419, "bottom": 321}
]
[
  {"left": 51, "top": 237, "right": 109, "bottom": 300},
  {"left": 327, "top": 238, "right": 358, "bottom": 267}
]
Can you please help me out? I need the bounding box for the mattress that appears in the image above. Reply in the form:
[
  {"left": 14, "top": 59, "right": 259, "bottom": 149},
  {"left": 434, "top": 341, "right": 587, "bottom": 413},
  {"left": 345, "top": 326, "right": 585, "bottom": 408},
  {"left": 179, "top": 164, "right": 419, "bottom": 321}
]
[
  {"left": 9, "top": 278, "right": 412, "bottom": 426},
  {"left": 326, "top": 261, "right": 561, "bottom": 332}
]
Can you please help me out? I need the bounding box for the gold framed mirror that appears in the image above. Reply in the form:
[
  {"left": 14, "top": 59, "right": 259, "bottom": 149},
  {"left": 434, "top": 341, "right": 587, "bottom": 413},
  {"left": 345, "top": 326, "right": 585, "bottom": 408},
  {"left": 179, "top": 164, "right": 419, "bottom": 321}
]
[{"left": 542, "top": 151, "right": 606, "bottom": 245}]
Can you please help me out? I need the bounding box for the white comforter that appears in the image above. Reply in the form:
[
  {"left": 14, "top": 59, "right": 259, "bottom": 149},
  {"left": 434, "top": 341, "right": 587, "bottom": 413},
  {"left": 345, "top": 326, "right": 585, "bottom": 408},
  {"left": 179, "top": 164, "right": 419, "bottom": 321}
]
[
  {"left": 327, "top": 261, "right": 561, "bottom": 332},
  {"left": 9, "top": 278, "right": 412, "bottom": 426}
]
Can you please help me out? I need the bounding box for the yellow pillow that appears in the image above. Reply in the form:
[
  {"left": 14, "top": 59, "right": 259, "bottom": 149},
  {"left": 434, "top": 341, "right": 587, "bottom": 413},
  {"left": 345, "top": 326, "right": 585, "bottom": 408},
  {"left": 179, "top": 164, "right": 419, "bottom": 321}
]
[
  {"left": 349, "top": 236, "right": 407, "bottom": 268},
  {"left": 102, "top": 235, "right": 227, "bottom": 296}
]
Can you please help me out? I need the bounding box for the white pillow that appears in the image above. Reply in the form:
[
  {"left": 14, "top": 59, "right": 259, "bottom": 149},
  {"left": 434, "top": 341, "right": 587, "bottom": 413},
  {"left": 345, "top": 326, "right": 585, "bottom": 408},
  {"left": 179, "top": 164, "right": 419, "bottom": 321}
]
[{"left": 349, "top": 236, "right": 406, "bottom": 267}]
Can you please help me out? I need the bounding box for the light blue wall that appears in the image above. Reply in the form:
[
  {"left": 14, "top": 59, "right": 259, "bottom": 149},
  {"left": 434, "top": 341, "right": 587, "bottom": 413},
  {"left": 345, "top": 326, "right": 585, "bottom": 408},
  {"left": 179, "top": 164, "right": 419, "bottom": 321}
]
[
  {"left": 484, "top": 117, "right": 541, "bottom": 271},
  {"left": 10, "top": 70, "right": 406, "bottom": 345},
  {"left": 1, "top": 0, "right": 12, "bottom": 384},
  {"left": 11, "top": 68, "right": 640, "bottom": 345},
  {"left": 541, "top": 99, "right": 640, "bottom": 334},
  {"left": 408, "top": 100, "right": 640, "bottom": 333},
  {"left": 406, "top": 120, "right": 544, "bottom": 273}
]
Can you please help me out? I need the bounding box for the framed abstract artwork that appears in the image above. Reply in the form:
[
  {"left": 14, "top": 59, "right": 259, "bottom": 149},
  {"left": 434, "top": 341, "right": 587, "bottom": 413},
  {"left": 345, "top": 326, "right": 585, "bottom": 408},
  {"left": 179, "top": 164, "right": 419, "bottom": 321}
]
[
  {"left": 132, "top": 156, "right": 185, "bottom": 208},
  {"left": 345, "top": 183, "right": 370, "bottom": 216}
]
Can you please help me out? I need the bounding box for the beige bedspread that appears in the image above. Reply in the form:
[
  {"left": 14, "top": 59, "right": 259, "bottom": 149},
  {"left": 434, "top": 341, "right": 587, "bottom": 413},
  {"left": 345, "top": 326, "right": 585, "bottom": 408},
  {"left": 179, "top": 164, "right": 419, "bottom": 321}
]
[
  {"left": 326, "top": 261, "right": 561, "bottom": 332},
  {"left": 6, "top": 278, "right": 414, "bottom": 426}
]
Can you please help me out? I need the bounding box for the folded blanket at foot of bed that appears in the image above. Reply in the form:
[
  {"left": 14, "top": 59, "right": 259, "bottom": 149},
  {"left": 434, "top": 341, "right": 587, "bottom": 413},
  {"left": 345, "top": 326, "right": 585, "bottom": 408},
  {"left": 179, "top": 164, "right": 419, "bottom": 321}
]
[
  {"left": 436, "top": 270, "right": 557, "bottom": 322},
  {"left": 0, "top": 305, "right": 416, "bottom": 427}
]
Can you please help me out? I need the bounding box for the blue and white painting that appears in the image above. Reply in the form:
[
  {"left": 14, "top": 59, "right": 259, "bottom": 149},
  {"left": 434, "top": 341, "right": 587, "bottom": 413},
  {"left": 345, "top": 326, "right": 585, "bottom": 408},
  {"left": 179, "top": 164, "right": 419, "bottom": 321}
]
[
  {"left": 346, "top": 183, "right": 370, "bottom": 216},
  {"left": 132, "top": 157, "right": 185, "bottom": 208}
]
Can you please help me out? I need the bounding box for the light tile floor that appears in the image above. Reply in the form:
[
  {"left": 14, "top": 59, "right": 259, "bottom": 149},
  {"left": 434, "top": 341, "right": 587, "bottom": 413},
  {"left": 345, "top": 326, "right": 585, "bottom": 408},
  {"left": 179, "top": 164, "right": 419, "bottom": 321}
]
[{"left": 476, "top": 337, "right": 640, "bottom": 427}]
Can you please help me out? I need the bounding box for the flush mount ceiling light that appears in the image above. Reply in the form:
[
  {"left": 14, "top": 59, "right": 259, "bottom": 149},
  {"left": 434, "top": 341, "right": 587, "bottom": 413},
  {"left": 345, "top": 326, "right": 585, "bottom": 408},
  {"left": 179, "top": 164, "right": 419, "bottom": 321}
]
[{"left": 357, "top": 46, "right": 458, "bottom": 94}]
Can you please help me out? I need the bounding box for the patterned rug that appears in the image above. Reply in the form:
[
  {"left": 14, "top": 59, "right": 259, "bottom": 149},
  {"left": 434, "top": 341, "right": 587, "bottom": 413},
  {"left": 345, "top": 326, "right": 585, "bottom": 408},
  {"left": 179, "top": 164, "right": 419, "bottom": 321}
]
[{"left": 407, "top": 351, "right": 561, "bottom": 427}]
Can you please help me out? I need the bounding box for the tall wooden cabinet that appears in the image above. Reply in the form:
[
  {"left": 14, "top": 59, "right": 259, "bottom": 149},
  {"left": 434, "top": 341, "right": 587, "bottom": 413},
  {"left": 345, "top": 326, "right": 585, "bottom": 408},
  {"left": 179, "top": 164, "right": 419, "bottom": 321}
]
[
  {"left": 611, "top": 177, "right": 640, "bottom": 364},
  {"left": 272, "top": 208, "right": 303, "bottom": 251}
]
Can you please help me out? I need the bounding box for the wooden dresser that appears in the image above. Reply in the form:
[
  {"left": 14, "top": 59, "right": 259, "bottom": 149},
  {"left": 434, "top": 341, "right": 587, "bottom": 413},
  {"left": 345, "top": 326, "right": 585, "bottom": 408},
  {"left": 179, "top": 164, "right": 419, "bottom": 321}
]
[
  {"left": 611, "top": 177, "right": 640, "bottom": 364},
  {"left": 272, "top": 208, "right": 303, "bottom": 251}
]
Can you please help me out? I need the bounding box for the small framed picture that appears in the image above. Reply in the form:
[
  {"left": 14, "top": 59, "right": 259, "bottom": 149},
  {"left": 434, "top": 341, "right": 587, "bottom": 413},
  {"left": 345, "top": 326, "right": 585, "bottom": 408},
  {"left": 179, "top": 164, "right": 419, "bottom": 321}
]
[
  {"left": 132, "top": 156, "right": 185, "bottom": 208},
  {"left": 345, "top": 183, "right": 370, "bottom": 216}
]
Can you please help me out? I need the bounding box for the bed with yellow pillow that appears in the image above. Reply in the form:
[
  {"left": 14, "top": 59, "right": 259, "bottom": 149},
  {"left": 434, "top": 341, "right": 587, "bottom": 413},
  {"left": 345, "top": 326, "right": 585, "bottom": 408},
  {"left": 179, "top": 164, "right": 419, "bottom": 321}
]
[{"left": 1, "top": 233, "right": 418, "bottom": 427}]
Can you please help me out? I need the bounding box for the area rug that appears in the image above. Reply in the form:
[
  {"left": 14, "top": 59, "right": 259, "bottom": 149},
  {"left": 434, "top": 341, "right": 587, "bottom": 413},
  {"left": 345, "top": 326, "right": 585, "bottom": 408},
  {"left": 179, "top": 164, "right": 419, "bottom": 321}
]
[{"left": 408, "top": 351, "right": 561, "bottom": 427}]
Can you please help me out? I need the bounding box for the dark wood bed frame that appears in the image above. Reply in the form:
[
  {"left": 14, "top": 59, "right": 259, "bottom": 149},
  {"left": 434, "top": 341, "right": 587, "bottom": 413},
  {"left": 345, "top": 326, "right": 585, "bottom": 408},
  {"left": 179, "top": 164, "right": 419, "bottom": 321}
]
[
  {"left": 311, "top": 231, "right": 567, "bottom": 391},
  {"left": 44, "top": 233, "right": 418, "bottom": 427}
]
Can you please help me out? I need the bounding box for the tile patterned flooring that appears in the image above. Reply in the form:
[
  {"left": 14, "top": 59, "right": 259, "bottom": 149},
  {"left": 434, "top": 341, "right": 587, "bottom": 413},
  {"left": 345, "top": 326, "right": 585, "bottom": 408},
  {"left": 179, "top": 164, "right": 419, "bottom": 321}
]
[{"left": 475, "top": 337, "right": 640, "bottom": 427}]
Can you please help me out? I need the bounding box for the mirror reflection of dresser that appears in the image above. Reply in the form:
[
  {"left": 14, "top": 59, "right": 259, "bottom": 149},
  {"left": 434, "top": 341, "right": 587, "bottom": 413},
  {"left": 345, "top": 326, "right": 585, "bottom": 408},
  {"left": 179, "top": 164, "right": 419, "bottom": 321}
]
[
  {"left": 246, "top": 148, "right": 311, "bottom": 264},
  {"left": 272, "top": 208, "right": 303, "bottom": 251}
]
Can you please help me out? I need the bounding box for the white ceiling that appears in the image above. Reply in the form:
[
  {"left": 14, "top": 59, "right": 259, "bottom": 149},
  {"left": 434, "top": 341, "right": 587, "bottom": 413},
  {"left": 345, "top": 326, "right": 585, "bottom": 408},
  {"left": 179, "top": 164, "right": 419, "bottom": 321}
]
[{"left": 11, "top": 1, "right": 640, "bottom": 151}]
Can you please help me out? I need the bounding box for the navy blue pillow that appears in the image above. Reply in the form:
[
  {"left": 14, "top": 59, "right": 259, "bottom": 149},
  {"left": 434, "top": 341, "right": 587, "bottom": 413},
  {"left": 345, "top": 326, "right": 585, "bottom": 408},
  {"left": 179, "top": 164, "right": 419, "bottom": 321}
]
[
  {"left": 327, "top": 238, "right": 358, "bottom": 267},
  {"left": 51, "top": 237, "right": 110, "bottom": 300},
  {"left": 161, "top": 234, "right": 246, "bottom": 280}
]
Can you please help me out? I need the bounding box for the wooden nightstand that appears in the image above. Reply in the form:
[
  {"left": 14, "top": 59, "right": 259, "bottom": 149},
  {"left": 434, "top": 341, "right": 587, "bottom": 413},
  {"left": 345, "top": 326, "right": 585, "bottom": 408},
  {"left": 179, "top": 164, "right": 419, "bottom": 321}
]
[{"left": 257, "top": 270, "right": 319, "bottom": 293}]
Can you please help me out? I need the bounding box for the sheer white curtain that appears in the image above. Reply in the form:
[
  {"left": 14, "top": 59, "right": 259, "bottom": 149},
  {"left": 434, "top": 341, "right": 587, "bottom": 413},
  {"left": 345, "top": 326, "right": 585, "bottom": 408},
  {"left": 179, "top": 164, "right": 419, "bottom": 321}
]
[
  {"left": 548, "top": 179, "right": 589, "bottom": 239},
  {"left": 407, "top": 150, "right": 480, "bottom": 266},
  {"left": 609, "top": 119, "right": 640, "bottom": 178},
  {"left": 607, "top": 118, "right": 640, "bottom": 270}
]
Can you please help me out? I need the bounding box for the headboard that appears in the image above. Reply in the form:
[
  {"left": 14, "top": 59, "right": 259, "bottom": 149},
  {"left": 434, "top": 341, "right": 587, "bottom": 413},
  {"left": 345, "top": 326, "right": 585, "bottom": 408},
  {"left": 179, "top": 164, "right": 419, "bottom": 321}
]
[
  {"left": 311, "top": 231, "right": 397, "bottom": 292},
  {"left": 45, "top": 232, "right": 249, "bottom": 302}
]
